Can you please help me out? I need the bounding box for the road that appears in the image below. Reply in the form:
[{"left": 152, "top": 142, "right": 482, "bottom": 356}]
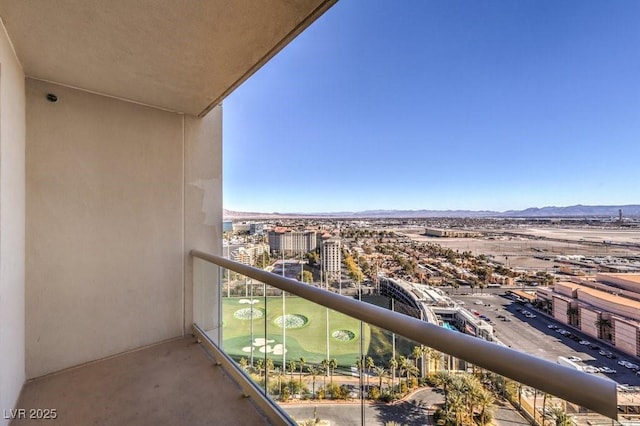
[{"left": 282, "top": 388, "right": 440, "bottom": 426}]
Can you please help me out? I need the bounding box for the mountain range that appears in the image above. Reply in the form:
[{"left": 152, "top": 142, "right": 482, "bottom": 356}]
[{"left": 223, "top": 204, "right": 640, "bottom": 219}]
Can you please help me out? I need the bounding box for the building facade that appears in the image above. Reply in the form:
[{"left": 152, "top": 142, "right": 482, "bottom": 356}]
[
  {"left": 539, "top": 274, "right": 640, "bottom": 357},
  {"left": 267, "top": 227, "right": 318, "bottom": 255},
  {"left": 322, "top": 236, "right": 341, "bottom": 282},
  {"left": 230, "top": 243, "right": 270, "bottom": 266}
]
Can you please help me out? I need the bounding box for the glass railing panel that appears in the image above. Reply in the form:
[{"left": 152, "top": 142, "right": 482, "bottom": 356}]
[
  {"left": 220, "top": 271, "right": 269, "bottom": 393},
  {"left": 192, "top": 253, "right": 620, "bottom": 424},
  {"left": 193, "top": 256, "right": 222, "bottom": 345}
]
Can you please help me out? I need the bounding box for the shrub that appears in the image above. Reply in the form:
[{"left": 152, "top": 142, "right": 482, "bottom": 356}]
[{"left": 368, "top": 385, "right": 380, "bottom": 400}]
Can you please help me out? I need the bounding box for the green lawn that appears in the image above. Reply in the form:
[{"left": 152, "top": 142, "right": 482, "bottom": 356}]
[{"left": 222, "top": 296, "right": 372, "bottom": 367}]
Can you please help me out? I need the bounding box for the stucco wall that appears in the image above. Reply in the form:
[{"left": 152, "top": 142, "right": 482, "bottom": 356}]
[
  {"left": 552, "top": 297, "right": 569, "bottom": 323},
  {"left": 613, "top": 319, "right": 638, "bottom": 357},
  {"left": 0, "top": 20, "right": 26, "bottom": 425},
  {"left": 184, "top": 108, "right": 222, "bottom": 332},
  {"left": 25, "top": 80, "right": 220, "bottom": 378},
  {"left": 580, "top": 308, "right": 599, "bottom": 339}
]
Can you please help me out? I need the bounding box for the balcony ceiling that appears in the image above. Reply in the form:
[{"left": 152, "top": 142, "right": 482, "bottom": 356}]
[{"left": 0, "top": 0, "right": 335, "bottom": 116}]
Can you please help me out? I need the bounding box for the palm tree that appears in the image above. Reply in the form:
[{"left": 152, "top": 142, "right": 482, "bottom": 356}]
[
  {"left": 595, "top": 317, "right": 613, "bottom": 341},
  {"left": 566, "top": 307, "right": 579, "bottom": 326},
  {"left": 255, "top": 358, "right": 264, "bottom": 379},
  {"left": 397, "top": 356, "right": 408, "bottom": 384},
  {"left": 307, "top": 365, "right": 320, "bottom": 398},
  {"left": 365, "top": 356, "right": 375, "bottom": 388},
  {"left": 329, "top": 359, "right": 338, "bottom": 387},
  {"left": 298, "top": 357, "right": 306, "bottom": 389},
  {"left": 238, "top": 357, "right": 248, "bottom": 371},
  {"left": 374, "top": 366, "right": 386, "bottom": 389},
  {"left": 477, "top": 388, "right": 495, "bottom": 425},
  {"left": 548, "top": 405, "right": 572, "bottom": 426},
  {"left": 288, "top": 360, "right": 297, "bottom": 382},
  {"left": 541, "top": 392, "right": 550, "bottom": 426},
  {"left": 388, "top": 357, "right": 398, "bottom": 390},
  {"left": 433, "top": 371, "right": 449, "bottom": 390},
  {"left": 273, "top": 367, "right": 284, "bottom": 398},
  {"left": 406, "top": 362, "right": 419, "bottom": 386},
  {"left": 265, "top": 358, "right": 274, "bottom": 378},
  {"left": 423, "top": 347, "right": 432, "bottom": 374},
  {"left": 412, "top": 346, "right": 424, "bottom": 378},
  {"left": 432, "top": 351, "right": 444, "bottom": 371},
  {"left": 321, "top": 359, "right": 329, "bottom": 388},
  {"left": 447, "top": 387, "right": 466, "bottom": 424}
]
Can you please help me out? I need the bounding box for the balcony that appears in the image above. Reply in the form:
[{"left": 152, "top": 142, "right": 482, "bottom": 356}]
[
  {"left": 0, "top": 1, "right": 628, "bottom": 425},
  {"left": 190, "top": 250, "right": 619, "bottom": 425},
  {"left": 11, "top": 337, "right": 271, "bottom": 425},
  {"left": 0, "top": 2, "right": 337, "bottom": 426}
]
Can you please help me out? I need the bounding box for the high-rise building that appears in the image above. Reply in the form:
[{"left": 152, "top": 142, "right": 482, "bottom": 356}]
[
  {"left": 322, "top": 236, "right": 341, "bottom": 282},
  {"left": 267, "top": 227, "right": 318, "bottom": 255}
]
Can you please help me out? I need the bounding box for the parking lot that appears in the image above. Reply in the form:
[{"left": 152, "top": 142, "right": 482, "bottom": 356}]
[{"left": 453, "top": 293, "right": 640, "bottom": 386}]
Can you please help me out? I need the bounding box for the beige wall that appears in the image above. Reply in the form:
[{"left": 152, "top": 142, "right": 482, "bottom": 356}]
[
  {"left": 613, "top": 318, "right": 638, "bottom": 357},
  {"left": 0, "top": 20, "right": 26, "bottom": 425},
  {"left": 580, "top": 308, "right": 599, "bottom": 339},
  {"left": 184, "top": 108, "right": 223, "bottom": 331},
  {"left": 552, "top": 297, "right": 569, "bottom": 323},
  {"left": 25, "top": 80, "right": 221, "bottom": 378}
]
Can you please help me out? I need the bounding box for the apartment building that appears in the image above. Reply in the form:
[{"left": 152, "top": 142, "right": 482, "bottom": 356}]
[
  {"left": 230, "top": 244, "right": 270, "bottom": 266},
  {"left": 322, "top": 236, "right": 342, "bottom": 282}
]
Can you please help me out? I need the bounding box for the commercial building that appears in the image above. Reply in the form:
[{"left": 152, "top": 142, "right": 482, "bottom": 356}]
[
  {"left": 250, "top": 223, "right": 266, "bottom": 236},
  {"left": 267, "top": 227, "right": 318, "bottom": 255},
  {"left": 425, "top": 228, "right": 482, "bottom": 238},
  {"left": 538, "top": 273, "right": 640, "bottom": 357}
]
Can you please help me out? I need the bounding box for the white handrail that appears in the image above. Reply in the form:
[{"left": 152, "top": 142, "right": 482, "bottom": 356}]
[{"left": 191, "top": 250, "right": 618, "bottom": 419}]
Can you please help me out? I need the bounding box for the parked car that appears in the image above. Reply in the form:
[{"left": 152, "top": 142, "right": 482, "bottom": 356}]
[
  {"left": 599, "top": 366, "right": 616, "bottom": 374},
  {"left": 567, "top": 356, "right": 582, "bottom": 362}
]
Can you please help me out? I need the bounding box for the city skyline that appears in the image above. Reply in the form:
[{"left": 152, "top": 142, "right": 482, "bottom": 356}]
[{"left": 223, "top": 1, "right": 640, "bottom": 213}]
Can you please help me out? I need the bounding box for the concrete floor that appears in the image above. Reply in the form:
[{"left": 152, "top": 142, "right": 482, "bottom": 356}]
[{"left": 11, "top": 337, "right": 270, "bottom": 425}]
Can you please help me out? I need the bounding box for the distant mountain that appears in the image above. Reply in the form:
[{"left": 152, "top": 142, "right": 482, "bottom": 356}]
[
  {"left": 500, "top": 204, "right": 640, "bottom": 217},
  {"left": 224, "top": 204, "right": 640, "bottom": 220}
]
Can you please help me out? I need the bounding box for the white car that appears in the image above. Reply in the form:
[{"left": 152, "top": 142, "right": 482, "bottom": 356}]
[
  {"left": 474, "top": 300, "right": 483, "bottom": 305},
  {"left": 599, "top": 367, "right": 616, "bottom": 374},
  {"left": 579, "top": 340, "right": 591, "bottom": 345}
]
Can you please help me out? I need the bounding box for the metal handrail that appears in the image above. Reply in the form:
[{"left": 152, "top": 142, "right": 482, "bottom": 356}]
[{"left": 191, "top": 249, "right": 618, "bottom": 419}]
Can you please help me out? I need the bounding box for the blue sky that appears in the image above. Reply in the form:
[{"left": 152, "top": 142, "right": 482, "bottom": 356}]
[{"left": 223, "top": 1, "right": 640, "bottom": 213}]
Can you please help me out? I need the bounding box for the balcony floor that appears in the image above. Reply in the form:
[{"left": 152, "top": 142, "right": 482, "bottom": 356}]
[{"left": 12, "top": 336, "right": 270, "bottom": 425}]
